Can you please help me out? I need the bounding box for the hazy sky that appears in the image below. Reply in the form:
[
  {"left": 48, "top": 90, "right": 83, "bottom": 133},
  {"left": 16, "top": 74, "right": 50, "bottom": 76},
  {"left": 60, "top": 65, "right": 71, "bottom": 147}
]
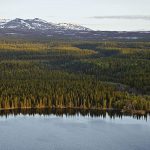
[{"left": 0, "top": 0, "right": 150, "bottom": 31}]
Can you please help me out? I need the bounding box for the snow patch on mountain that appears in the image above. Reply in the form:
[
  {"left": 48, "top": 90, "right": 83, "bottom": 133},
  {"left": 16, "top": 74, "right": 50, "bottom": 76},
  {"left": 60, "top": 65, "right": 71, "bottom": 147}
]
[
  {"left": 0, "top": 19, "right": 10, "bottom": 28},
  {"left": 56, "top": 23, "right": 92, "bottom": 31}
]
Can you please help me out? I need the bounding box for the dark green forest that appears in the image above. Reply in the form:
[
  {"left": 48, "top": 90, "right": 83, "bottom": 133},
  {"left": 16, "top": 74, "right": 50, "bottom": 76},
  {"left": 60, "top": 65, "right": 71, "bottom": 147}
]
[{"left": 0, "top": 39, "right": 150, "bottom": 112}]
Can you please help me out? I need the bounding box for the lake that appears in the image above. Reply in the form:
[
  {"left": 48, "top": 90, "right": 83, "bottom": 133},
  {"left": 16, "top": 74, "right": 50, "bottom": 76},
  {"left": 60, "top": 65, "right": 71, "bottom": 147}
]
[{"left": 0, "top": 109, "right": 150, "bottom": 150}]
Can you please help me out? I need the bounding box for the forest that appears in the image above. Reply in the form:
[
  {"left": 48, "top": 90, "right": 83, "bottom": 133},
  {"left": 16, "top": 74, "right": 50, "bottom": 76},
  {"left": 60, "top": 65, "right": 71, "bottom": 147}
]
[{"left": 0, "top": 39, "right": 150, "bottom": 113}]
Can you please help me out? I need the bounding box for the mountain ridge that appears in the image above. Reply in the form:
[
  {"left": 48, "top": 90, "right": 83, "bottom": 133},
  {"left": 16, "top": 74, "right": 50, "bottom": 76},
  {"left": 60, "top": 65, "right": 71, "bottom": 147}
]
[
  {"left": 0, "top": 18, "right": 150, "bottom": 40},
  {"left": 0, "top": 18, "right": 92, "bottom": 31}
]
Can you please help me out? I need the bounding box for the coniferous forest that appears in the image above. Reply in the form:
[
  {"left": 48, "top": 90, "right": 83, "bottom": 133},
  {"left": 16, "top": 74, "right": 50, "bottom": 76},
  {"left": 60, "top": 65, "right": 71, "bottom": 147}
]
[{"left": 0, "top": 38, "right": 150, "bottom": 113}]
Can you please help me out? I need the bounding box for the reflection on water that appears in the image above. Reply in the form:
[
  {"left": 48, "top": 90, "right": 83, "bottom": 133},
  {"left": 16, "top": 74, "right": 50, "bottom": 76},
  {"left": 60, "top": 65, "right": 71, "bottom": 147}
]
[
  {"left": 0, "top": 108, "right": 150, "bottom": 150},
  {"left": 0, "top": 108, "right": 149, "bottom": 120}
]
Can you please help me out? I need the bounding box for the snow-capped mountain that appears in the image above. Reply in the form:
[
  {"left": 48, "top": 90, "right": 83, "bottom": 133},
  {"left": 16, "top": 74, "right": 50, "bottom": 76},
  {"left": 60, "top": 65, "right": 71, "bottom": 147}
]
[
  {"left": 0, "top": 18, "right": 150, "bottom": 40},
  {"left": 0, "top": 18, "right": 92, "bottom": 31}
]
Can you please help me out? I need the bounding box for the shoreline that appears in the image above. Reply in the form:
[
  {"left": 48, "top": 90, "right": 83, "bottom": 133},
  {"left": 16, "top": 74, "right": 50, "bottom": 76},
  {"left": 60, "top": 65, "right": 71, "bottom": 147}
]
[{"left": 0, "top": 107, "right": 149, "bottom": 115}]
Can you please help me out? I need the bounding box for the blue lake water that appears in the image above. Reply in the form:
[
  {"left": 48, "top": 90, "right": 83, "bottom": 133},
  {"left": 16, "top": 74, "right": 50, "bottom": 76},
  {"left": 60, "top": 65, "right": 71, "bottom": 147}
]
[{"left": 0, "top": 111, "right": 150, "bottom": 150}]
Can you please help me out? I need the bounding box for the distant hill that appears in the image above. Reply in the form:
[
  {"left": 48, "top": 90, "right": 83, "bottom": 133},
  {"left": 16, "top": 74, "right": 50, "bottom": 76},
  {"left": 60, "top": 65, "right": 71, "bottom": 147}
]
[{"left": 0, "top": 18, "right": 150, "bottom": 40}]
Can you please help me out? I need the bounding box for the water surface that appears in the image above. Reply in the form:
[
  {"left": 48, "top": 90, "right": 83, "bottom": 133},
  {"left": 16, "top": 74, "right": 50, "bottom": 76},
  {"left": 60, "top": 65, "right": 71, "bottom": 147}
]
[{"left": 0, "top": 109, "right": 150, "bottom": 150}]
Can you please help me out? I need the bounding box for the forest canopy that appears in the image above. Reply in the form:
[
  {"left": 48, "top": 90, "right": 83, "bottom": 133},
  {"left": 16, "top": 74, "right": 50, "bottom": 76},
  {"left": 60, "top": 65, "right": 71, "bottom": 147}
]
[{"left": 0, "top": 39, "right": 150, "bottom": 111}]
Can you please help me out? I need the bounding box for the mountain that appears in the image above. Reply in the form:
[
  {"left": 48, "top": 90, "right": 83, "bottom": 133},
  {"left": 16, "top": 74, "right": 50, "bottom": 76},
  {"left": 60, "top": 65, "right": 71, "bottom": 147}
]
[
  {"left": 0, "top": 18, "right": 91, "bottom": 31},
  {"left": 0, "top": 18, "right": 150, "bottom": 40}
]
